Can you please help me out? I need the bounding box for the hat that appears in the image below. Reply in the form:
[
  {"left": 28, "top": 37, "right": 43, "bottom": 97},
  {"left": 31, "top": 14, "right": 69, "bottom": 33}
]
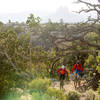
[{"left": 61, "top": 65, "right": 65, "bottom": 69}]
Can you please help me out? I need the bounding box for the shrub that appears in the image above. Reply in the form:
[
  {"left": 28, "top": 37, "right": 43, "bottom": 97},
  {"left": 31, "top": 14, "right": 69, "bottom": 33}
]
[
  {"left": 47, "top": 87, "right": 66, "bottom": 100},
  {"left": 29, "top": 78, "right": 67, "bottom": 100},
  {"left": 97, "top": 81, "right": 100, "bottom": 94},
  {"left": 85, "top": 90, "right": 95, "bottom": 100},
  {"left": 32, "top": 92, "right": 54, "bottom": 100},
  {"left": 29, "top": 78, "right": 51, "bottom": 92},
  {"left": 1, "top": 90, "right": 22, "bottom": 100},
  {"left": 95, "top": 98, "right": 100, "bottom": 100},
  {"left": 67, "top": 91, "right": 80, "bottom": 100}
]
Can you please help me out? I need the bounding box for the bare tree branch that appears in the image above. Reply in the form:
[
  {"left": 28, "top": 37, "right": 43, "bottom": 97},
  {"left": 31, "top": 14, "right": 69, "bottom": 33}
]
[
  {"left": 76, "top": 0, "right": 100, "bottom": 24},
  {"left": 80, "top": 39, "right": 100, "bottom": 49}
]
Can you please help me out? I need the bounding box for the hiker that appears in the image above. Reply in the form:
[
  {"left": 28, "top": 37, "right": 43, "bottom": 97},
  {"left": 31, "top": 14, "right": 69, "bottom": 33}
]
[
  {"left": 57, "top": 65, "right": 68, "bottom": 89},
  {"left": 72, "top": 61, "right": 84, "bottom": 88},
  {"left": 72, "top": 61, "right": 83, "bottom": 77}
]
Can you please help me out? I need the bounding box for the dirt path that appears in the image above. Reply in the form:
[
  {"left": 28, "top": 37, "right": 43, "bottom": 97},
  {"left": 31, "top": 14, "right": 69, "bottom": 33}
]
[
  {"left": 51, "top": 80, "right": 75, "bottom": 93},
  {"left": 51, "top": 80, "right": 100, "bottom": 100},
  {"left": 51, "top": 80, "right": 87, "bottom": 100}
]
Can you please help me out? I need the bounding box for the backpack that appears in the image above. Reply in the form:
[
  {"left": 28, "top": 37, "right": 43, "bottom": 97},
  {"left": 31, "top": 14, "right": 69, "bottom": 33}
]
[
  {"left": 75, "top": 64, "right": 81, "bottom": 71},
  {"left": 60, "top": 69, "right": 65, "bottom": 75}
]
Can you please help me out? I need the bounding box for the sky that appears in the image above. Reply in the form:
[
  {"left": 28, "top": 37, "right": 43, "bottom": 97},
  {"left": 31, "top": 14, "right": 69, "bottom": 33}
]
[
  {"left": 0, "top": 0, "right": 79, "bottom": 13},
  {"left": 0, "top": 0, "right": 98, "bottom": 23}
]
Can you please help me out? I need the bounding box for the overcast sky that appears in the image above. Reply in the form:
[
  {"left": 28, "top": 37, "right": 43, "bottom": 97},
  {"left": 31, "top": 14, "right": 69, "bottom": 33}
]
[{"left": 0, "top": 0, "right": 98, "bottom": 23}]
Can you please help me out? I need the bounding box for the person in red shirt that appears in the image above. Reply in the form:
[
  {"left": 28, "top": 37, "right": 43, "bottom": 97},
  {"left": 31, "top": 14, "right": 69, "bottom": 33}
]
[
  {"left": 72, "top": 61, "right": 83, "bottom": 77},
  {"left": 57, "top": 65, "right": 68, "bottom": 89}
]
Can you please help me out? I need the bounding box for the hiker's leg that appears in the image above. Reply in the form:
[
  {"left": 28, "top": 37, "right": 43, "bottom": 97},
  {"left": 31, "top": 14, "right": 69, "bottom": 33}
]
[
  {"left": 74, "top": 69, "right": 78, "bottom": 88},
  {"left": 60, "top": 74, "right": 62, "bottom": 89},
  {"left": 78, "top": 72, "right": 81, "bottom": 87},
  {"left": 60, "top": 75, "right": 64, "bottom": 90},
  {"left": 74, "top": 74, "right": 77, "bottom": 89},
  {"left": 63, "top": 74, "right": 66, "bottom": 86}
]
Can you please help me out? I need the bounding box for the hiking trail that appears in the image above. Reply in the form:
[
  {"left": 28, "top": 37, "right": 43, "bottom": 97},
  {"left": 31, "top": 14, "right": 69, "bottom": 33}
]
[{"left": 51, "top": 80, "right": 90, "bottom": 100}]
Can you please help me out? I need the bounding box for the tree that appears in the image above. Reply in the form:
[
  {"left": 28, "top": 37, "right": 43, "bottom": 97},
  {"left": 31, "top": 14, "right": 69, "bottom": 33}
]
[
  {"left": 49, "top": 0, "right": 100, "bottom": 90},
  {"left": 26, "top": 13, "right": 41, "bottom": 28}
]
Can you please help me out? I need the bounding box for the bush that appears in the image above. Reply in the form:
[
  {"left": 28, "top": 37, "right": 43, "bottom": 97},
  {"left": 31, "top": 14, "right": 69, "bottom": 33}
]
[
  {"left": 29, "top": 78, "right": 67, "bottom": 100},
  {"left": 1, "top": 90, "right": 22, "bottom": 100},
  {"left": 97, "top": 81, "right": 100, "bottom": 94},
  {"left": 67, "top": 91, "right": 80, "bottom": 100},
  {"left": 47, "top": 87, "right": 66, "bottom": 100},
  {"left": 29, "top": 78, "right": 51, "bottom": 92},
  {"left": 95, "top": 98, "right": 100, "bottom": 100},
  {"left": 85, "top": 90, "right": 95, "bottom": 100},
  {"left": 32, "top": 92, "right": 54, "bottom": 100}
]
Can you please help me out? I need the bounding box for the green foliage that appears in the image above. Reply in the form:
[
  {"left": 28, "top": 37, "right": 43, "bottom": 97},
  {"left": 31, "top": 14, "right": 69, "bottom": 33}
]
[
  {"left": 29, "top": 78, "right": 67, "bottom": 100},
  {"left": 0, "top": 21, "right": 4, "bottom": 26},
  {"left": 1, "top": 89, "right": 23, "bottom": 100},
  {"left": 32, "top": 92, "right": 54, "bottom": 100},
  {"left": 67, "top": 91, "right": 80, "bottom": 100},
  {"left": 0, "top": 30, "right": 28, "bottom": 97},
  {"left": 2, "top": 95, "right": 20, "bottom": 100},
  {"left": 96, "top": 51, "right": 100, "bottom": 94},
  {"left": 97, "top": 81, "right": 100, "bottom": 95},
  {"left": 85, "top": 90, "right": 96, "bottom": 100},
  {"left": 0, "top": 30, "right": 17, "bottom": 95},
  {"left": 47, "top": 88, "right": 66, "bottom": 100},
  {"left": 1, "top": 14, "right": 100, "bottom": 99},
  {"left": 85, "top": 54, "right": 94, "bottom": 66},
  {"left": 29, "top": 78, "right": 51, "bottom": 92},
  {"left": 14, "top": 26, "right": 24, "bottom": 34},
  {"left": 97, "top": 52, "right": 100, "bottom": 73},
  {"left": 95, "top": 98, "right": 100, "bottom": 100},
  {"left": 26, "top": 13, "right": 41, "bottom": 28},
  {"left": 84, "top": 32, "right": 98, "bottom": 41},
  {"left": 49, "top": 49, "right": 56, "bottom": 57}
]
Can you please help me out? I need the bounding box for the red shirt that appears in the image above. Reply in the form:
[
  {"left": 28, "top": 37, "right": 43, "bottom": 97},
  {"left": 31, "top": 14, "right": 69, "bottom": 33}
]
[
  {"left": 72, "top": 64, "right": 83, "bottom": 73},
  {"left": 57, "top": 68, "right": 68, "bottom": 77}
]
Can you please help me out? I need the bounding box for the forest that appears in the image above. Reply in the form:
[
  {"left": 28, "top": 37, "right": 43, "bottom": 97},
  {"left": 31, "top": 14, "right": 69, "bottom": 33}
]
[{"left": 0, "top": 0, "right": 100, "bottom": 100}]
